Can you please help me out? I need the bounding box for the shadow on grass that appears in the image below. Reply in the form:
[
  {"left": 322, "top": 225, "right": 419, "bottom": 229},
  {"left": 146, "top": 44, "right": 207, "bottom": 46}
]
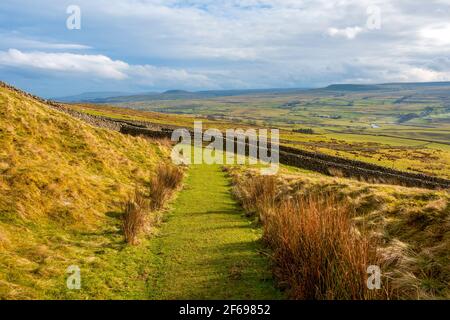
[{"left": 105, "top": 211, "right": 123, "bottom": 219}]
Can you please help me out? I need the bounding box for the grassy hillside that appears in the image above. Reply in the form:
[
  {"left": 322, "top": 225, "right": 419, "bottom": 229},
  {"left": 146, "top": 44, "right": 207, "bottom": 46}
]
[{"left": 0, "top": 85, "right": 170, "bottom": 299}]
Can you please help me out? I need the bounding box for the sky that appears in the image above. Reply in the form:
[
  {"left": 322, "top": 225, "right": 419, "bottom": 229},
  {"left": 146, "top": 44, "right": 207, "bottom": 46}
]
[{"left": 1, "top": 0, "right": 450, "bottom": 97}]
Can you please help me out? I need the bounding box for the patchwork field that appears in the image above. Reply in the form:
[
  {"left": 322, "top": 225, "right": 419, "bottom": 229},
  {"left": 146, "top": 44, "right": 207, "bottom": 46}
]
[{"left": 65, "top": 83, "right": 450, "bottom": 179}]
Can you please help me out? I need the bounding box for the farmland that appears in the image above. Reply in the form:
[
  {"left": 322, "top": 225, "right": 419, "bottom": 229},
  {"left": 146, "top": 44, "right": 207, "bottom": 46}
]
[{"left": 66, "top": 83, "right": 450, "bottom": 179}]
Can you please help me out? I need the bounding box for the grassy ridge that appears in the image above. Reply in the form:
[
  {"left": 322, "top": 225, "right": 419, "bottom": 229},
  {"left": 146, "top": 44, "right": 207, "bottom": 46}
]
[{"left": 0, "top": 85, "right": 169, "bottom": 299}]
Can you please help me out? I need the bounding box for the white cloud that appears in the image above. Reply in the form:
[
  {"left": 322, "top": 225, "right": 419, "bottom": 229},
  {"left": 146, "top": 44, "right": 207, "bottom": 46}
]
[
  {"left": 327, "top": 27, "right": 364, "bottom": 39},
  {"left": 0, "top": 33, "right": 91, "bottom": 50},
  {"left": 0, "top": 49, "right": 213, "bottom": 88},
  {"left": 17, "top": 40, "right": 90, "bottom": 50},
  {"left": 402, "top": 67, "right": 450, "bottom": 82},
  {"left": 419, "top": 24, "right": 450, "bottom": 46},
  {"left": 130, "top": 64, "right": 214, "bottom": 88},
  {"left": 0, "top": 49, "right": 129, "bottom": 79}
]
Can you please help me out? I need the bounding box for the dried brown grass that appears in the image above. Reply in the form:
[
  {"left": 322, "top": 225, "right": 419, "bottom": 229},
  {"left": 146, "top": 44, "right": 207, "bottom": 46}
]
[
  {"left": 264, "top": 194, "right": 385, "bottom": 299},
  {"left": 122, "top": 164, "right": 183, "bottom": 244},
  {"left": 230, "top": 169, "right": 389, "bottom": 299},
  {"left": 149, "top": 164, "right": 183, "bottom": 211},
  {"left": 232, "top": 174, "right": 280, "bottom": 222},
  {"left": 122, "top": 190, "right": 149, "bottom": 245}
]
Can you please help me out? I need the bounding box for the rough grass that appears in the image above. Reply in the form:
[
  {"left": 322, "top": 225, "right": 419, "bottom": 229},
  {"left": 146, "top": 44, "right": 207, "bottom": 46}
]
[
  {"left": 148, "top": 164, "right": 184, "bottom": 210},
  {"left": 122, "top": 191, "right": 150, "bottom": 245},
  {"left": 232, "top": 175, "right": 279, "bottom": 222},
  {"left": 228, "top": 166, "right": 450, "bottom": 299},
  {"left": 264, "top": 195, "right": 382, "bottom": 300},
  {"left": 0, "top": 85, "right": 170, "bottom": 299},
  {"left": 122, "top": 164, "right": 184, "bottom": 244}
]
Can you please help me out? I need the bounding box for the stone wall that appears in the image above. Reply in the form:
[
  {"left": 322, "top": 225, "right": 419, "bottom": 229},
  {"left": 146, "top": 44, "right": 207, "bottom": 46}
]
[
  {"left": 278, "top": 144, "right": 450, "bottom": 187},
  {"left": 120, "top": 125, "right": 173, "bottom": 139},
  {"left": 229, "top": 139, "right": 450, "bottom": 189}
]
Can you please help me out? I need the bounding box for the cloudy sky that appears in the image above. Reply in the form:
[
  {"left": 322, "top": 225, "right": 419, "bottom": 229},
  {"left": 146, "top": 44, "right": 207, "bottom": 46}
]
[{"left": 1, "top": 0, "right": 450, "bottom": 97}]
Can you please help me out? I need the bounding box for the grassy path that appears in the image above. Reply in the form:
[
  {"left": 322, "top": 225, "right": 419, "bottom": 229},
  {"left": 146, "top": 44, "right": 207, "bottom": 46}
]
[{"left": 147, "top": 164, "right": 282, "bottom": 299}]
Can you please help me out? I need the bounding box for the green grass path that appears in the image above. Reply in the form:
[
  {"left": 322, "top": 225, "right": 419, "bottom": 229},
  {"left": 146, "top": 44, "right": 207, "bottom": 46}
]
[{"left": 147, "top": 164, "right": 282, "bottom": 299}]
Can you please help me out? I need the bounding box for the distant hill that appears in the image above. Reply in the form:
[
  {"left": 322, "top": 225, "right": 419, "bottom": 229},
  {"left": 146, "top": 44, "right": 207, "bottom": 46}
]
[
  {"left": 163, "top": 89, "right": 191, "bottom": 94},
  {"left": 56, "top": 88, "right": 308, "bottom": 103},
  {"left": 56, "top": 81, "right": 450, "bottom": 104},
  {"left": 324, "top": 81, "right": 450, "bottom": 92},
  {"left": 54, "top": 91, "right": 137, "bottom": 102},
  {"left": 324, "top": 84, "right": 383, "bottom": 91}
]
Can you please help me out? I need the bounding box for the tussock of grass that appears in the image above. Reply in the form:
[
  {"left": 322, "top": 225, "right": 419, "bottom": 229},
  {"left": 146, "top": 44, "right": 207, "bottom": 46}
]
[
  {"left": 149, "top": 164, "right": 183, "bottom": 211},
  {"left": 122, "top": 191, "right": 150, "bottom": 245},
  {"left": 0, "top": 85, "right": 172, "bottom": 299},
  {"left": 231, "top": 175, "right": 279, "bottom": 222},
  {"left": 232, "top": 171, "right": 383, "bottom": 299},
  {"left": 122, "top": 164, "right": 184, "bottom": 244},
  {"left": 264, "top": 195, "right": 382, "bottom": 299}
]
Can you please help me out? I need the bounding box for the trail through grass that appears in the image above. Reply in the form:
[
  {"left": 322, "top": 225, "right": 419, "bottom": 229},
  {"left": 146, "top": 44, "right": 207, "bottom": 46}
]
[{"left": 147, "top": 163, "right": 282, "bottom": 299}]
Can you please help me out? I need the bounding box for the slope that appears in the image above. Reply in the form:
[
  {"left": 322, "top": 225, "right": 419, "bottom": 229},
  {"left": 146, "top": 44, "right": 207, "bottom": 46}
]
[{"left": 0, "top": 84, "right": 168, "bottom": 299}]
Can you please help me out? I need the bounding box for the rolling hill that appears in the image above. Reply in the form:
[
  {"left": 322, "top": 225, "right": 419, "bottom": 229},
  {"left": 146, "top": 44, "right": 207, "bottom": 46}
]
[
  {"left": 0, "top": 83, "right": 169, "bottom": 299},
  {"left": 55, "top": 81, "right": 450, "bottom": 104},
  {"left": 57, "top": 88, "right": 309, "bottom": 103}
]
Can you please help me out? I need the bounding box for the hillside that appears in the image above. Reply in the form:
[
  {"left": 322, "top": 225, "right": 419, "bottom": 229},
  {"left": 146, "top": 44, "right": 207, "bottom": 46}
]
[
  {"left": 57, "top": 88, "right": 308, "bottom": 103},
  {"left": 57, "top": 81, "right": 450, "bottom": 104},
  {"left": 0, "top": 84, "right": 169, "bottom": 299}
]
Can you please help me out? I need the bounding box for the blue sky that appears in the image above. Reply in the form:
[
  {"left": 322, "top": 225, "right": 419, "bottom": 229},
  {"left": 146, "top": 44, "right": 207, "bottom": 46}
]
[{"left": 1, "top": 0, "right": 450, "bottom": 97}]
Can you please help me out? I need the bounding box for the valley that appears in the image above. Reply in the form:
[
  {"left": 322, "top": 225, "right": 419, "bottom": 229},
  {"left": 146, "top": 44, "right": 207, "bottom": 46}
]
[{"left": 66, "top": 83, "right": 450, "bottom": 179}]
